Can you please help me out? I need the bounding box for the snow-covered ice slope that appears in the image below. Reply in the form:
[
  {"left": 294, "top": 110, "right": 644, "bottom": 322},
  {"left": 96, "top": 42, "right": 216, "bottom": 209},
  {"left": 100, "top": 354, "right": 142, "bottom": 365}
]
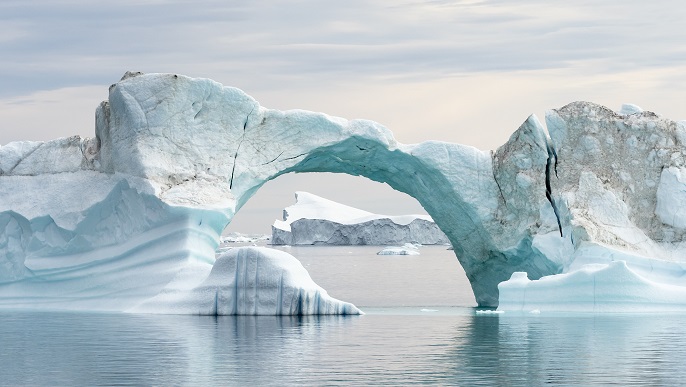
[
  {"left": 271, "top": 191, "right": 448, "bottom": 245},
  {"left": 2, "top": 71, "right": 686, "bottom": 310}
]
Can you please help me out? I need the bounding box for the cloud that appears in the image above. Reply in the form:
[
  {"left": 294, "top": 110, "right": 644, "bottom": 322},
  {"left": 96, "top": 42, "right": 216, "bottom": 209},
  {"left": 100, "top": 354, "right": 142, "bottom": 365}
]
[
  {"left": 3, "top": 0, "right": 686, "bottom": 230},
  {"left": 2, "top": 0, "right": 686, "bottom": 100},
  {"left": 0, "top": 85, "right": 105, "bottom": 145}
]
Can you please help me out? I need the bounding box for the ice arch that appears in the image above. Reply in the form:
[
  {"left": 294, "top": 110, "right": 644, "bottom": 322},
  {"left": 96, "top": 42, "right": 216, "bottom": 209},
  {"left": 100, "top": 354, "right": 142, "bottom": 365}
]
[
  {"left": 0, "top": 73, "right": 565, "bottom": 309},
  {"left": 5, "top": 72, "right": 684, "bottom": 311},
  {"left": 93, "top": 72, "right": 562, "bottom": 307}
]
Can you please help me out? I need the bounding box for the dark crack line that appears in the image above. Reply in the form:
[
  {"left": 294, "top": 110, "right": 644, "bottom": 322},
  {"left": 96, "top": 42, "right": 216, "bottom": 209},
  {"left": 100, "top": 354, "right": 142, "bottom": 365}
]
[
  {"left": 259, "top": 151, "right": 285, "bottom": 166},
  {"left": 229, "top": 107, "right": 254, "bottom": 189},
  {"left": 545, "top": 143, "right": 563, "bottom": 237},
  {"left": 229, "top": 138, "right": 244, "bottom": 189},
  {"left": 490, "top": 152, "right": 507, "bottom": 205},
  {"left": 6, "top": 143, "right": 44, "bottom": 175},
  {"left": 551, "top": 145, "right": 559, "bottom": 178},
  {"left": 281, "top": 153, "right": 308, "bottom": 162},
  {"left": 493, "top": 171, "right": 507, "bottom": 205},
  {"left": 243, "top": 106, "right": 255, "bottom": 131}
]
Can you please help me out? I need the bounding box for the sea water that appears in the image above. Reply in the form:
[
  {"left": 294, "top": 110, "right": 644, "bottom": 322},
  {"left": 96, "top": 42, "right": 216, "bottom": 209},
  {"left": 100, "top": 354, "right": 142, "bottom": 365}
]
[{"left": 1, "top": 245, "right": 685, "bottom": 386}]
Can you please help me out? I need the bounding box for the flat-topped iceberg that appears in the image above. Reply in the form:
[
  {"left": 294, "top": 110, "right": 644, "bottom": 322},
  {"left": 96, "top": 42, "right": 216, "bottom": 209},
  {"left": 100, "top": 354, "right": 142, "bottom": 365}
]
[
  {"left": 2, "top": 71, "right": 686, "bottom": 311},
  {"left": 271, "top": 191, "right": 448, "bottom": 245}
]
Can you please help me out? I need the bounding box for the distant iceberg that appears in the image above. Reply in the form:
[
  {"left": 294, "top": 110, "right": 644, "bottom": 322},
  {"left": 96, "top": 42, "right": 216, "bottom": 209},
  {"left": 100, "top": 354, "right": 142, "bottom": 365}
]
[
  {"left": 271, "top": 192, "right": 448, "bottom": 245},
  {"left": 220, "top": 232, "right": 270, "bottom": 244},
  {"left": 377, "top": 244, "right": 421, "bottom": 256}
]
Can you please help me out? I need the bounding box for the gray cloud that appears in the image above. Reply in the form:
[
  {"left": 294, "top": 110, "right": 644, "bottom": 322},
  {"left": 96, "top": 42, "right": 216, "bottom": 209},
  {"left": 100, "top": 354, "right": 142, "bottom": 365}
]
[{"left": 2, "top": 0, "right": 686, "bottom": 99}]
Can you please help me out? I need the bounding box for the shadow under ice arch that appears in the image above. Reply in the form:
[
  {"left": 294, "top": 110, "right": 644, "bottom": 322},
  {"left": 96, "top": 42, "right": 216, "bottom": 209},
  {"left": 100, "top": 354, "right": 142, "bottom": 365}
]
[{"left": 95, "top": 72, "right": 565, "bottom": 307}]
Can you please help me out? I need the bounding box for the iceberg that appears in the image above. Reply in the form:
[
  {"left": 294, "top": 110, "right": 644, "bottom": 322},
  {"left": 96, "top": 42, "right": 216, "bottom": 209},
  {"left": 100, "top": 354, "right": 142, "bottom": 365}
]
[
  {"left": 271, "top": 191, "right": 448, "bottom": 245},
  {"left": 497, "top": 241, "right": 686, "bottom": 313},
  {"left": 498, "top": 259, "right": 686, "bottom": 313},
  {"left": 2, "top": 71, "right": 686, "bottom": 311},
  {"left": 130, "top": 246, "right": 360, "bottom": 315}
]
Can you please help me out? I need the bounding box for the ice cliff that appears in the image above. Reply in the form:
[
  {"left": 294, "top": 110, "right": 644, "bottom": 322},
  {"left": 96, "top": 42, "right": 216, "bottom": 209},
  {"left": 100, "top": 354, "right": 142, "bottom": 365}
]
[
  {"left": 271, "top": 191, "right": 448, "bottom": 245},
  {"left": 2, "top": 71, "right": 686, "bottom": 311}
]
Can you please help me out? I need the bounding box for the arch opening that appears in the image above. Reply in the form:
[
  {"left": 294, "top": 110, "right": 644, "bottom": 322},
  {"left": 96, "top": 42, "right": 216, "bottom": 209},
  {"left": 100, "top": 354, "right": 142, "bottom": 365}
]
[
  {"left": 223, "top": 171, "right": 476, "bottom": 308},
  {"left": 225, "top": 172, "right": 428, "bottom": 235}
]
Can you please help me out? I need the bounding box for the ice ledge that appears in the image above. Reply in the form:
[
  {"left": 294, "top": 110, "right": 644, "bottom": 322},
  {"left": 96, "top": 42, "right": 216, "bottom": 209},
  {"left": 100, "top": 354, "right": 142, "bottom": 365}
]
[{"left": 498, "top": 250, "right": 686, "bottom": 314}]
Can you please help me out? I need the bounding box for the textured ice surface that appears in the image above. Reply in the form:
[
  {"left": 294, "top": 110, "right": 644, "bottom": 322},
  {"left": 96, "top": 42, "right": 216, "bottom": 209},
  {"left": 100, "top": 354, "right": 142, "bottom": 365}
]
[
  {"left": 271, "top": 192, "right": 448, "bottom": 245},
  {"left": 130, "top": 246, "right": 361, "bottom": 315},
  {"left": 2, "top": 72, "right": 686, "bottom": 311}
]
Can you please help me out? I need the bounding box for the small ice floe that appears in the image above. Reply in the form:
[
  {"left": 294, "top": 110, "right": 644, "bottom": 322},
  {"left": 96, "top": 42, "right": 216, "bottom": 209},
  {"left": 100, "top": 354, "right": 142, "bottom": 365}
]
[
  {"left": 420, "top": 308, "right": 438, "bottom": 313},
  {"left": 220, "top": 232, "right": 270, "bottom": 244},
  {"left": 475, "top": 310, "right": 504, "bottom": 315},
  {"left": 377, "top": 243, "right": 421, "bottom": 256}
]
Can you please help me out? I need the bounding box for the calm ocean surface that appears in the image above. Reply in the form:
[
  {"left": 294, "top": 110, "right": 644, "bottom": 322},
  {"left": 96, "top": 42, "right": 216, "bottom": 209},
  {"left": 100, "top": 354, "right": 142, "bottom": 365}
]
[{"left": 1, "top": 245, "right": 685, "bottom": 386}]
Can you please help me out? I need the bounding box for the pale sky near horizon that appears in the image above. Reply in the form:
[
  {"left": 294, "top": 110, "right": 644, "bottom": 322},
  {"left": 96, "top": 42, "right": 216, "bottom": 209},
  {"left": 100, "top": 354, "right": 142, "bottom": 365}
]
[{"left": 2, "top": 0, "right": 686, "bottom": 233}]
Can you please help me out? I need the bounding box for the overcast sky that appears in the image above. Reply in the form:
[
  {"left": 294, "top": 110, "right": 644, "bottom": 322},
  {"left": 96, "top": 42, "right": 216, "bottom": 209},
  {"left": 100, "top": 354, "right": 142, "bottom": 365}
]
[{"left": 2, "top": 0, "right": 686, "bottom": 233}]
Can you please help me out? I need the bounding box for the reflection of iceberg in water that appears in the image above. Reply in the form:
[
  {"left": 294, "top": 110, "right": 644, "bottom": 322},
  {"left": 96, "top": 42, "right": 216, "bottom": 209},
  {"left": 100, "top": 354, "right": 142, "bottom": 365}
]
[
  {"left": 450, "top": 314, "right": 686, "bottom": 385},
  {"left": 2, "top": 311, "right": 686, "bottom": 385}
]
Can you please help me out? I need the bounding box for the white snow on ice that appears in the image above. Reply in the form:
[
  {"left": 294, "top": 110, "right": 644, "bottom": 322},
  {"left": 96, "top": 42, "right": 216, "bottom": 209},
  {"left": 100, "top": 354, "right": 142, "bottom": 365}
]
[{"left": 273, "top": 191, "right": 433, "bottom": 230}]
